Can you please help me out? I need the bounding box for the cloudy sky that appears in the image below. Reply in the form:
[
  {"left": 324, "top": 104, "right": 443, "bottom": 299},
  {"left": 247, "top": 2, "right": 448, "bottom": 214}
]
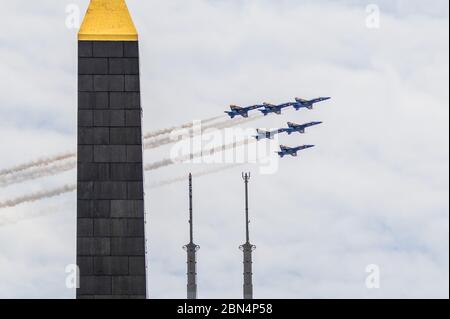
[{"left": 0, "top": 0, "right": 448, "bottom": 299}]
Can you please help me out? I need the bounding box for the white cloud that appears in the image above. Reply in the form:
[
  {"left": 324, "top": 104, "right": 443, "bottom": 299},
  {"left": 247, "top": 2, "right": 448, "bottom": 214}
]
[{"left": 0, "top": 0, "right": 448, "bottom": 299}]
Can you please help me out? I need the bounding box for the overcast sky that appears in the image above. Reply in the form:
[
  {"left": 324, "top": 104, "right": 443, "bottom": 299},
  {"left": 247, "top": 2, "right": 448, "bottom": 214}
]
[{"left": 0, "top": 0, "right": 448, "bottom": 299}]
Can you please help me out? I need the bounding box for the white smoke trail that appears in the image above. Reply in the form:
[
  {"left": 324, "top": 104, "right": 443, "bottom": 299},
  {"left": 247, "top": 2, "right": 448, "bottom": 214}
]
[
  {"left": 0, "top": 184, "right": 76, "bottom": 209},
  {"left": 144, "top": 138, "right": 257, "bottom": 172},
  {"left": 0, "top": 165, "right": 241, "bottom": 226},
  {"left": 0, "top": 115, "right": 258, "bottom": 187},
  {"left": 143, "top": 115, "right": 224, "bottom": 139},
  {"left": 144, "top": 114, "right": 261, "bottom": 150},
  {"left": 0, "top": 138, "right": 257, "bottom": 209},
  {"left": 147, "top": 164, "right": 243, "bottom": 189},
  {"left": 0, "top": 153, "right": 76, "bottom": 177},
  {"left": 0, "top": 130, "right": 254, "bottom": 189},
  {"left": 0, "top": 161, "right": 77, "bottom": 187},
  {"left": 0, "top": 113, "right": 211, "bottom": 178}
]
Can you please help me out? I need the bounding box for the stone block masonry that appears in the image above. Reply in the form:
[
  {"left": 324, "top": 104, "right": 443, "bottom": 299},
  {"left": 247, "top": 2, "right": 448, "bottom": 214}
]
[{"left": 77, "top": 40, "right": 146, "bottom": 299}]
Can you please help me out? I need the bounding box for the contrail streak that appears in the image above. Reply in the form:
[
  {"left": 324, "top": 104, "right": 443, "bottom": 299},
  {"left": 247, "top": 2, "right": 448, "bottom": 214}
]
[
  {"left": 147, "top": 164, "right": 243, "bottom": 189},
  {"left": 143, "top": 115, "right": 224, "bottom": 139},
  {"left": 0, "top": 115, "right": 259, "bottom": 186},
  {"left": 0, "top": 165, "right": 241, "bottom": 226},
  {"left": 0, "top": 128, "right": 255, "bottom": 189},
  {"left": 144, "top": 138, "right": 257, "bottom": 171},
  {"left": 0, "top": 161, "right": 77, "bottom": 187},
  {"left": 0, "top": 116, "right": 224, "bottom": 179},
  {"left": 0, "top": 138, "right": 257, "bottom": 209},
  {"left": 0, "top": 153, "right": 76, "bottom": 177},
  {"left": 0, "top": 184, "right": 76, "bottom": 209},
  {"left": 144, "top": 114, "right": 261, "bottom": 150}
]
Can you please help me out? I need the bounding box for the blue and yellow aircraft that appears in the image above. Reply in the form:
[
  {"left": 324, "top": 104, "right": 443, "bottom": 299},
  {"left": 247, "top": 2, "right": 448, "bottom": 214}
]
[
  {"left": 259, "top": 102, "right": 291, "bottom": 116},
  {"left": 277, "top": 145, "right": 315, "bottom": 158},
  {"left": 291, "top": 97, "right": 331, "bottom": 111},
  {"left": 225, "top": 104, "right": 262, "bottom": 119},
  {"left": 285, "top": 121, "right": 323, "bottom": 134}
]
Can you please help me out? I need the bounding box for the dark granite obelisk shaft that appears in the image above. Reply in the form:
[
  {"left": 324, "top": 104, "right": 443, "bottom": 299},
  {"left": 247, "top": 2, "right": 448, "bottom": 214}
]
[{"left": 77, "top": 40, "right": 146, "bottom": 299}]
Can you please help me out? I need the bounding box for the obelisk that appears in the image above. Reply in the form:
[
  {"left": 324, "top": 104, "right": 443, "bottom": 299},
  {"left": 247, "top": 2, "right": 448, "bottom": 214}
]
[{"left": 76, "top": 0, "right": 147, "bottom": 299}]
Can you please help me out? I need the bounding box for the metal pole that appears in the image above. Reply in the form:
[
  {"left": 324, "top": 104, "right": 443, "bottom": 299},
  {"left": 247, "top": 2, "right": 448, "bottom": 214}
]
[
  {"left": 240, "top": 172, "right": 255, "bottom": 300},
  {"left": 184, "top": 173, "right": 199, "bottom": 299},
  {"left": 189, "top": 173, "right": 193, "bottom": 243},
  {"left": 244, "top": 173, "right": 250, "bottom": 243}
]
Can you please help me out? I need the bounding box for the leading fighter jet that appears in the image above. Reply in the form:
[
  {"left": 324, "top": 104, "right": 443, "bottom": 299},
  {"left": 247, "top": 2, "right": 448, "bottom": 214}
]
[
  {"left": 277, "top": 145, "right": 315, "bottom": 158},
  {"left": 285, "top": 121, "right": 322, "bottom": 135},
  {"left": 225, "top": 104, "right": 262, "bottom": 119},
  {"left": 291, "top": 97, "right": 331, "bottom": 111}
]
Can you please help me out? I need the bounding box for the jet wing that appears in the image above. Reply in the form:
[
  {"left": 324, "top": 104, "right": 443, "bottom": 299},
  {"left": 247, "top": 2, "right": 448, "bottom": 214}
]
[
  {"left": 263, "top": 103, "right": 277, "bottom": 109},
  {"left": 246, "top": 104, "right": 262, "bottom": 111},
  {"left": 295, "top": 98, "right": 308, "bottom": 104},
  {"left": 297, "top": 145, "right": 315, "bottom": 151}
]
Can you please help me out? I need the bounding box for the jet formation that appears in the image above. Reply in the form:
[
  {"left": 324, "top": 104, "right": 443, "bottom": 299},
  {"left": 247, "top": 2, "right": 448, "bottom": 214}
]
[{"left": 225, "top": 97, "right": 331, "bottom": 158}]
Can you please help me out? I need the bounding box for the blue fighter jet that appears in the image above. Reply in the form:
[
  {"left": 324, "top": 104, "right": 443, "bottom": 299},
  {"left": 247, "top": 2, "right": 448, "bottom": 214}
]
[
  {"left": 285, "top": 121, "right": 323, "bottom": 135},
  {"left": 259, "top": 102, "right": 292, "bottom": 116},
  {"left": 225, "top": 104, "right": 262, "bottom": 119},
  {"left": 277, "top": 145, "right": 315, "bottom": 158},
  {"left": 291, "top": 97, "right": 331, "bottom": 111}
]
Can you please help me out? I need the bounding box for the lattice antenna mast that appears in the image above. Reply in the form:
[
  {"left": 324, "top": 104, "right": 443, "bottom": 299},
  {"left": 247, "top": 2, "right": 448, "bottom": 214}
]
[
  {"left": 240, "top": 172, "right": 256, "bottom": 300},
  {"left": 184, "top": 173, "right": 200, "bottom": 299}
]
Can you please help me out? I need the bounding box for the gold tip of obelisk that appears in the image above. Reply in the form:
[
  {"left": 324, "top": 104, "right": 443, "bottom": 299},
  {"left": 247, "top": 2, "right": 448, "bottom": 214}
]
[{"left": 78, "top": 0, "right": 138, "bottom": 41}]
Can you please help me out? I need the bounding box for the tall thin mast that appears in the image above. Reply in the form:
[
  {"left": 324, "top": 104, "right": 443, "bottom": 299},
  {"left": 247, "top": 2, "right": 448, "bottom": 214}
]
[
  {"left": 189, "top": 173, "right": 194, "bottom": 243},
  {"left": 244, "top": 173, "right": 250, "bottom": 243},
  {"left": 184, "top": 173, "right": 199, "bottom": 299},
  {"left": 240, "top": 172, "right": 256, "bottom": 299}
]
